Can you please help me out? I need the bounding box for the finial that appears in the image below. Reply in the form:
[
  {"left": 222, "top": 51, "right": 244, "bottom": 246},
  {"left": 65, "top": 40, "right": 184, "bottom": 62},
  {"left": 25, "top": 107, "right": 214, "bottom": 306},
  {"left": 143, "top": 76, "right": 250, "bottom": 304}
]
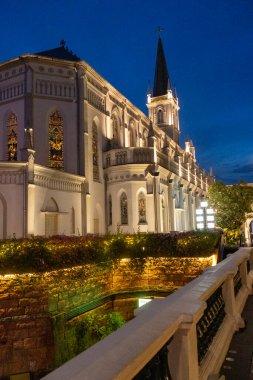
[
  {"left": 155, "top": 26, "right": 165, "bottom": 38},
  {"left": 60, "top": 39, "right": 66, "bottom": 48}
]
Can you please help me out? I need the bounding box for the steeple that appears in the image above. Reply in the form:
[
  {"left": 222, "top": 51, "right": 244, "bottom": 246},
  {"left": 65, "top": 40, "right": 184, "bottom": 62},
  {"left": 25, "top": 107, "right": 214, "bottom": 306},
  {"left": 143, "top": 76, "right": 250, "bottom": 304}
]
[
  {"left": 147, "top": 34, "right": 180, "bottom": 144},
  {"left": 153, "top": 36, "right": 171, "bottom": 97}
]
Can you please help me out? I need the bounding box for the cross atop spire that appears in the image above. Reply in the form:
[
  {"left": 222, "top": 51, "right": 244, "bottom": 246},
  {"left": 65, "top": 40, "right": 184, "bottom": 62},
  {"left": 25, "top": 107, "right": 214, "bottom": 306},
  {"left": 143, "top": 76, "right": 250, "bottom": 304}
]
[
  {"left": 155, "top": 26, "right": 164, "bottom": 37},
  {"left": 153, "top": 35, "right": 171, "bottom": 97},
  {"left": 60, "top": 39, "right": 66, "bottom": 48}
]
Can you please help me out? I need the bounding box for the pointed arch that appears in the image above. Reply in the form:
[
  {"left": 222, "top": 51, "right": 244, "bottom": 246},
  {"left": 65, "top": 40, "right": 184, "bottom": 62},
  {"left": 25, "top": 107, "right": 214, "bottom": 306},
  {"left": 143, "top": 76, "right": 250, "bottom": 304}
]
[
  {"left": 138, "top": 191, "right": 147, "bottom": 224},
  {"left": 120, "top": 192, "right": 128, "bottom": 225},
  {"left": 49, "top": 110, "right": 64, "bottom": 169},
  {"left": 143, "top": 129, "right": 148, "bottom": 147},
  {"left": 128, "top": 120, "right": 136, "bottom": 147},
  {"left": 44, "top": 197, "right": 59, "bottom": 212},
  {"left": 7, "top": 112, "right": 18, "bottom": 161},
  {"left": 157, "top": 109, "right": 163, "bottom": 123},
  {"left": 110, "top": 108, "right": 123, "bottom": 148}
]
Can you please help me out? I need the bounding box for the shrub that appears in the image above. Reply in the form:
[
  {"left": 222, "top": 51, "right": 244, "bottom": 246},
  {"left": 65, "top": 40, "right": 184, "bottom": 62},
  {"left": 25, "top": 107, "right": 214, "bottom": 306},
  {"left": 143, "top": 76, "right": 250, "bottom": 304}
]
[{"left": 0, "top": 231, "right": 220, "bottom": 274}]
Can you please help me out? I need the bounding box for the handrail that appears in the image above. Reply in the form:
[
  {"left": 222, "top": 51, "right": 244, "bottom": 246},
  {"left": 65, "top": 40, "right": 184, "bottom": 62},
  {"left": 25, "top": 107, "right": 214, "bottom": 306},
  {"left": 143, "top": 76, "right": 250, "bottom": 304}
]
[{"left": 42, "top": 247, "right": 253, "bottom": 380}]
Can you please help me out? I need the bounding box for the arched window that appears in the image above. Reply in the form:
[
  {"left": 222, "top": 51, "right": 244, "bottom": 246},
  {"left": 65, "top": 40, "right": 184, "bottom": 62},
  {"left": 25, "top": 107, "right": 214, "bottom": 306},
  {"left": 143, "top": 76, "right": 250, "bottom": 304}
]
[
  {"left": 138, "top": 192, "right": 146, "bottom": 224},
  {"left": 7, "top": 113, "right": 18, "bottom": 161},
  {"left": 92, "top": 122, "right": 99, "bottom": 180},
  {"left": 143, "top": 130, "right": 148, "bottom": 147},
  {"left": 111, "top": 115, "right": 118, "bottom": 148},
  {"left": 49, "top": 110, "right": 64, "bottom": 169},
  {"left": 120, "top": 192, "right": 128, "bottom": 225},
  {"left": 157, "top": 109, "right": 163, "bottom": 123},
  {"left": 108, "top": 194, "right": 112, "bottom": 225},
  {"left": 129, "top": 122, "right": 136, "bottom": 147}
]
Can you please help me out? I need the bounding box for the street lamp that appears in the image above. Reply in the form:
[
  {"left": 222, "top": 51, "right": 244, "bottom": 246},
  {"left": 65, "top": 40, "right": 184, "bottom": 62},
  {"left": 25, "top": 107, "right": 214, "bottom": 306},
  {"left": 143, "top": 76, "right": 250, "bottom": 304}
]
[{"left": 196, "top": 201, "right": 215, "bottom": 229}]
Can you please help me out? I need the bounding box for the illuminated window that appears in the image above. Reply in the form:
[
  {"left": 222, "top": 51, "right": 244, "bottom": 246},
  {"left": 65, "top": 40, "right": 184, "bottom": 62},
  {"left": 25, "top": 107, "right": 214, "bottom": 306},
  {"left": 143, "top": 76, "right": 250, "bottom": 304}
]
[
  {"left": 120, "top": 192, "right": 128, "bottom": 225},
  {"left": 138, "top": 192, "right": 146, "bottom": 223},
  {"left": 49, "top": 110, "right": 64, "bottom": 169},
  {"left": 7, "top": 113, "right": 18, "bottom": 161},
  {"left": 92, "top": 122, "right": 99, "bottom": 180},
  {"left": 108, "top": 194, "right": 112, "bottom": 225}
]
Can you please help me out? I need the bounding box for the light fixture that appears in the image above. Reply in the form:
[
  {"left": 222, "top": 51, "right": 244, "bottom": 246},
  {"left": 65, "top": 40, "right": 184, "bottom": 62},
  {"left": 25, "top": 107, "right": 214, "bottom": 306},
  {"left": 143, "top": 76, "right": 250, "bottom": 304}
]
[{"left": 196, "top": 200, "right": 215, "bottom": 229}]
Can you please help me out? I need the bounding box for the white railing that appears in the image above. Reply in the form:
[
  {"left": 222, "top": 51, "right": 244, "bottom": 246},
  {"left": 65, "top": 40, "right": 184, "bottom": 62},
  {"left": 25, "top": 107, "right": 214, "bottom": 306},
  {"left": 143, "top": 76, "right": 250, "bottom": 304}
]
[{"left": 42, "top": 247, "right": 253, "bottom": 380}]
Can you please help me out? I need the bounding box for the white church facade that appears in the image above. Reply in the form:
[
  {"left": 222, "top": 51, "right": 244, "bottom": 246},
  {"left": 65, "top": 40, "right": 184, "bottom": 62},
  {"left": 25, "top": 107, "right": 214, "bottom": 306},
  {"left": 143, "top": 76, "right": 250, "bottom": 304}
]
[{"left": 0, "top": 38, "right": 212, "bottom": 239}]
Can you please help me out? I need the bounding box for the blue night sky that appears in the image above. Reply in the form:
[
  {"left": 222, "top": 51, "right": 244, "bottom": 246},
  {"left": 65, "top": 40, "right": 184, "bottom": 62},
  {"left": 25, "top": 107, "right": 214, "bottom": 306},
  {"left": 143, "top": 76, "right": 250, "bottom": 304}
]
[{"left": 1, "top": 0, "right": 253, "bottom": 184}]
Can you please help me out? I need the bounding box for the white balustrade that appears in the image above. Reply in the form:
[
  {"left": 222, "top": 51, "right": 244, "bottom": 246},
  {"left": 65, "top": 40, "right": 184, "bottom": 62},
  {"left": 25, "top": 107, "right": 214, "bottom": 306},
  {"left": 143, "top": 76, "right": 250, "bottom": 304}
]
[{"left": 42, "top": 247, "right": 253, "bottom": 380}]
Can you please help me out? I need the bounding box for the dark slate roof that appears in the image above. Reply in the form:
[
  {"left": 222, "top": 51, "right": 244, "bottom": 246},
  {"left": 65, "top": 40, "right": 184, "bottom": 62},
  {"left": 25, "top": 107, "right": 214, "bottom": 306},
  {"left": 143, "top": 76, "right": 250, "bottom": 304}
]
[
  {"left": 153, "top": 36, "right": 171, "bottom": 97},
  {"left": 35, "top": 46, "right": 80, "bottom": 62}
]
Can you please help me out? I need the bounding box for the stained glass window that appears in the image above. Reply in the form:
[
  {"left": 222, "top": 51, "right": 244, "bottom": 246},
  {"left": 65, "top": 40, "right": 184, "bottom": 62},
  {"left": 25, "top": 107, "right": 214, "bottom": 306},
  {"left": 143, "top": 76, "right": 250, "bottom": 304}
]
[
  {"left": 7, "top": 113, "right": 18, "bottom": 161},
  {"left": 49, "top": 110, "right": 64, "bottom": 169},
  {"left": 138, "top": 192, "right": 146, "bottom": 223},
  {"left": 120, "top": 192, "right": 128, "bottom": 225},
  {"left": 92, "top": 122, "right": 99, "bottom": 180}
]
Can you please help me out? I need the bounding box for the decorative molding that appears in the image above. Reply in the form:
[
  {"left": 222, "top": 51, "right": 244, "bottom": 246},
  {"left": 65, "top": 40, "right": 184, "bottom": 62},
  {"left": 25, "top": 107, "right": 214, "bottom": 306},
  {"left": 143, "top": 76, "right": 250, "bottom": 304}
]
[
  {"left": 87, "top": 76, "right": 105, "bottom": 94},
  {"left": 87, "top": 89, "right": 105, "bottom": 113},
  {"left": 109, "top": 94, "right": 123, "bottom": 109},
  {"left": 34, "top": 173, "right": 82, "bottom": 193},
  {"left": 126, "top": 107, "right": 138, "bottom": 121},
  {"left": 0, "top": 169, "right": 25, "bottom": 185},
  {"left": 0, "top": 81, "right": 24, "bottom": 102},
  {"left": 35, "top": 79, "right": 76, "bottom": 98}
]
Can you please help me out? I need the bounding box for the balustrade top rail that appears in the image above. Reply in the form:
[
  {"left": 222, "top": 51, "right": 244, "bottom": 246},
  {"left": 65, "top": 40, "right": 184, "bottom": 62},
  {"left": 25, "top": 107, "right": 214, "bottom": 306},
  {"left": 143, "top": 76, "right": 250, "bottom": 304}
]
[
  {"left": 42, "top": 248, "right": 252, "bottom": 380},
  {"left": 103, "top": 148, "right": 208, "bottom": 190}
]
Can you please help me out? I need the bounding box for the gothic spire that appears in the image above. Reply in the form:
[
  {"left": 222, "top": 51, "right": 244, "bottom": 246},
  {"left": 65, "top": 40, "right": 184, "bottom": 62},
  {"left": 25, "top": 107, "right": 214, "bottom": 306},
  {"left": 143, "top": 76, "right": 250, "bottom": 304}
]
[{"left": 153, "top": 36, "right": 171, "bottom": 97}]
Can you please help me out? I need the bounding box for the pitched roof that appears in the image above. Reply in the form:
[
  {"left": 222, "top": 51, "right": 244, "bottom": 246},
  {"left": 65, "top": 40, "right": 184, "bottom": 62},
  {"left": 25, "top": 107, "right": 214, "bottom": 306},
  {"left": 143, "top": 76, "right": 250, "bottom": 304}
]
[
  {"left": 35, "top": 45, "right": 80, "bottom": 62},
  {"left": 153, "top": 36, "right": 171, "bottom": 97}
]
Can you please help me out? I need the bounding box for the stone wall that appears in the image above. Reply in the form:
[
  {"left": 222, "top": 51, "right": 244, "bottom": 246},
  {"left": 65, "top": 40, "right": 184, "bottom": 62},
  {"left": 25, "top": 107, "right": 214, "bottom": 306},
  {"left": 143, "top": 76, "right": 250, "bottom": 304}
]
[
  {"left": 0, "top": 256, "right": 213, "bottom": 378},
  {"left": 0, "top": 276, "right": 54, "bottom": 379}
]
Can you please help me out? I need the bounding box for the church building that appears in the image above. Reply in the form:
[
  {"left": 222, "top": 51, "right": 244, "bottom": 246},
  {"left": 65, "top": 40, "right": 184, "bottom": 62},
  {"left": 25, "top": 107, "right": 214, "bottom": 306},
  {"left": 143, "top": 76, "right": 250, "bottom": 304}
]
[{"left": 0, "top": 38, "right": 212, "bottom": 238}]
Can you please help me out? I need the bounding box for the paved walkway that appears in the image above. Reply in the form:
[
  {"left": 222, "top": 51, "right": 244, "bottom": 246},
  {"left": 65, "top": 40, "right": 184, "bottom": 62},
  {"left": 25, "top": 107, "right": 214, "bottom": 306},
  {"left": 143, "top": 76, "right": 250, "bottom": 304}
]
[{"left": 220, "top": 295, "right": 253, "bottom": 380}]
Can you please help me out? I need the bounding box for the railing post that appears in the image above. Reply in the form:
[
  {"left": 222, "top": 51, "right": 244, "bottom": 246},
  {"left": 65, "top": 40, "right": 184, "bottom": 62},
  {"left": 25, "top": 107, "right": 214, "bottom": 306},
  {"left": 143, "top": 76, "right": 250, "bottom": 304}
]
[
  {"left": 222, "top": 275, "right": 244, "bottom": 330},
  {"left": 239, "top": 259, "right": 251, "bottom": 292},
  {"left": 168, "top": 321, "right": 199, "bottom": 380}
]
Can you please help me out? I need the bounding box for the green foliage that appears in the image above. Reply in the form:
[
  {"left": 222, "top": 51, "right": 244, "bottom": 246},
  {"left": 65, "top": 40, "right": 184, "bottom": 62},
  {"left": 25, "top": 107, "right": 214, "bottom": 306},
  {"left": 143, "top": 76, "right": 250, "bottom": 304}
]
[
  {"left": 71, "top": 311, "right": 125, "bottom": 355},
  {"left": 0, "top": 231, "right": 220, "bottom": 274},
  {"left": 208, "top": 182, "right": 253, "bottom": 240}
]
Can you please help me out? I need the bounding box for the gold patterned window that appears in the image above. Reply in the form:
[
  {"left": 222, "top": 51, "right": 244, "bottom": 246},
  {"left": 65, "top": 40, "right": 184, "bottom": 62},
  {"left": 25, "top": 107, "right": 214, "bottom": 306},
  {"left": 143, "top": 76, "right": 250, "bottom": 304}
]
[
  {"left": 92, "top": 122, "right": 99, "bottom": 180},
  {"left": 7, "top": 113, "right": 18, "bottom": 161},
  {"left": 120, "top": 192, "right": 128, "bottom": 225},
  {"left": 138, "top": 192, "right": 147, "bottom": 223},
  {"left": 49, "top": 110, "right": 64, "bottom": 169}
]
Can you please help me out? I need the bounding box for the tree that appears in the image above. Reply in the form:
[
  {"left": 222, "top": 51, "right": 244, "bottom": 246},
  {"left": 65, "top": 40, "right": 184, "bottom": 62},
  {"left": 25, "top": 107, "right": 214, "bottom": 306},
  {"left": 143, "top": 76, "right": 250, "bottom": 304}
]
[{"left": 208, "top": 182, "right": 253, "bottom": 241}]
